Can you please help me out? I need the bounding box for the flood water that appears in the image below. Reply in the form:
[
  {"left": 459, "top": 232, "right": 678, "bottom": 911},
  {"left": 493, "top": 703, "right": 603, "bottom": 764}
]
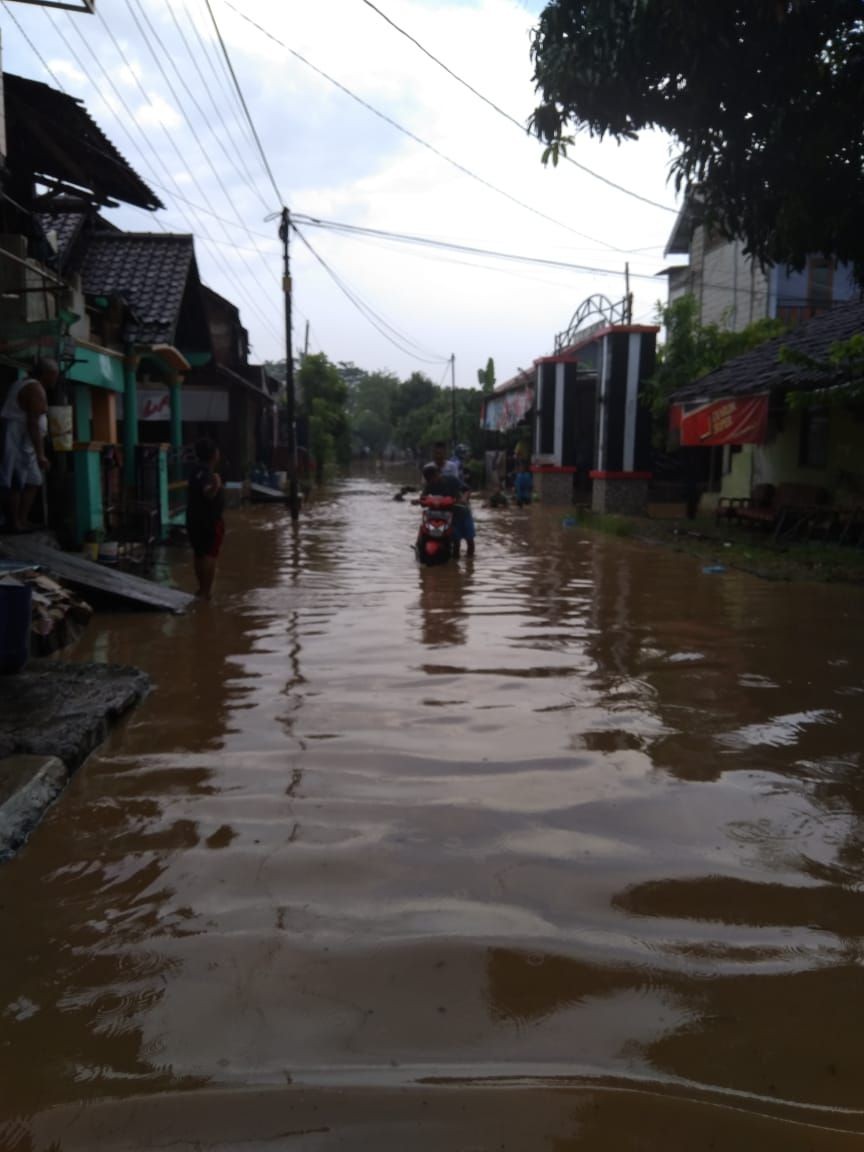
[{"left": 3, "top": 474, "right": 864, "bottom": 1150}]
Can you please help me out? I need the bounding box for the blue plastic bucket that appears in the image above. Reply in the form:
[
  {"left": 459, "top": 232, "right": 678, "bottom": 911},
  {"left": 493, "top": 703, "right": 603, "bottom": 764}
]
[{"left": 0, "top": 581, "right": 32, "bottom": 674}]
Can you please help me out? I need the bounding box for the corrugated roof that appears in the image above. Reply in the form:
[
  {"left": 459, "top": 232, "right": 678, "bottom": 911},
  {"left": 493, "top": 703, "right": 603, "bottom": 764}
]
[
  {"left": 672, "top": 297, "right": 864, "bottom": 403},
  {"left": 4, "top": 73, "right": 162, "bottom": 211},
  {"left": 80, "top": 232, "right": 195, "bottom": 345}
]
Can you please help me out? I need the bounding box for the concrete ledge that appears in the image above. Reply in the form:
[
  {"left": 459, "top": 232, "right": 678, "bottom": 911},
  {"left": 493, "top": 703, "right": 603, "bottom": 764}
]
[
  {"left": 0, "top": 755, "right": 67, "bottom": 861},
  {"left": 0, "top": 661, "right": 150, "bottom": 861},
  {"left": 0, "top": 661, "right": 149, "bottom": 770}
]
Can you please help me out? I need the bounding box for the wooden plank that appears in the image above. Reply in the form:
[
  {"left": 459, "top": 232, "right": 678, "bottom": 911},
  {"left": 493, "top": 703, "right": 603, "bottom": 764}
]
[
  {"left": 249, "top": 483, "right": 288, "bottom": 504},
  {"left": 0, "top": 538, "right": 193, "bottom": 613}
]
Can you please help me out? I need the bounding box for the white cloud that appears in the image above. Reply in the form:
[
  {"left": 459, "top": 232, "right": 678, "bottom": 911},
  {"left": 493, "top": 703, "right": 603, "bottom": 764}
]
[
  {"left": 134, "top": 93, "right": 183, "bottom": 129},
  {"left": 3, "top": 0, "right": 680, "bottom": 378},
  {"left": 45, "top": 58, "right": 87, "bottom": 86}
]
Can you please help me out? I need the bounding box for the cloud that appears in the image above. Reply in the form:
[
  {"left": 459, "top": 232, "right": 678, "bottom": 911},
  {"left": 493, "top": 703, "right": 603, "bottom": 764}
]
[
  {"left": 45, "top": 58, "right": 87, "bottom": 86},
  {"left": 3, "top": 0, "right": 679, "bottom": 379},
  {"left": 133, "top": 93, "right": 183, "bottom": 129}
]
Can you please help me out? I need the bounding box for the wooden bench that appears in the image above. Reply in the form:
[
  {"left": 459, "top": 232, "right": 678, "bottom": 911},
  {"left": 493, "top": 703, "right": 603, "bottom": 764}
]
[{"left": 717, "top": 483, "right": 830, "bottom": 534}]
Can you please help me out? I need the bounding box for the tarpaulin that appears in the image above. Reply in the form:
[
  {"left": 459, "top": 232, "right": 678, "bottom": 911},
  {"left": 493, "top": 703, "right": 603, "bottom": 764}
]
[{"left": 674, "top": 395, "right": 769, "bottom": 446}]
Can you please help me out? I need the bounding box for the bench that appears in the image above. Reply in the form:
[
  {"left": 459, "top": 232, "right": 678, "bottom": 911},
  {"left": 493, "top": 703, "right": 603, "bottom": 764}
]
[{"left": 717, "top": 483, "right": 830, "bottom": 534}]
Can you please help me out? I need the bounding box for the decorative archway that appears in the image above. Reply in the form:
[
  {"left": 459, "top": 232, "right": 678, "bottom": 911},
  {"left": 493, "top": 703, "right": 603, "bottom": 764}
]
[{"left": 554, "top": 294, "right": 633, "bottom": 353}]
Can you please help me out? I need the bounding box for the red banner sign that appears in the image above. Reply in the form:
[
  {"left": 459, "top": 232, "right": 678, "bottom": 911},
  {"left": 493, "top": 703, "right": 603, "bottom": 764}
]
[{"left": 676, "top": 395, "right": 769, "bottom": 446}]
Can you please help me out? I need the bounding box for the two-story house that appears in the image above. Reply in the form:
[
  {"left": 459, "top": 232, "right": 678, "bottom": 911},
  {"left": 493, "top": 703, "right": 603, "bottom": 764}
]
[{"left": 664, "top": 192, "right": 859, "bottom": 332}]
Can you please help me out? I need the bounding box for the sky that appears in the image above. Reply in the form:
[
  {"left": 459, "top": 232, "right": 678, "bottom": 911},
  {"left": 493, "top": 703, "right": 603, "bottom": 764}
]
[{"left": 0, "top": 0, "right": 683, "bottom": 387}]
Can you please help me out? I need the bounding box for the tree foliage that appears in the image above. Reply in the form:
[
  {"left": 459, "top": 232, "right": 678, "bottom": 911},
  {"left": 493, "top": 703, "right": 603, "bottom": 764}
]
[
  {"left": 296, "top": 353, "right": 351, "bottom": 477},
  {"left": 649, "top": 295, "right": 785, "bottom": 423},
  {"left": 530, "top": 1, "right": 864, "bottom": 275},
  {"left": 477, "top": 357, "right": 496, "bottom": 393},
  {"left": 782, "top": 334, "right": 864, "bottom": 407},
  {"left": 268, "top": 356, "right": 487, "bottom": 476}
]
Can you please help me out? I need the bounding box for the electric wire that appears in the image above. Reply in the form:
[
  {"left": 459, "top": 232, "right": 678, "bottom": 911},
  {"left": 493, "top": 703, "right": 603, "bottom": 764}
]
[
  {"left": 222, "top": 2, "right": 629, "bottom": 250},
  {"left": 292, "top": 224, "right": 449, "bottom": 365},
  {"left": 358, "top": 0, "right": 677, "bottom": 216},
  {"left": 167, "top": 0, "right": 271, "bottom": 214},
  {"left": 80, "top": 6, "right": 283, "bottom": 345},
  {"left": 1, "top": 0, "right": 68, "bottom": 91},
  {"left": 161, "top": 0, "right": 272, "bottom": 214},
  {"left": 127, "top": 0, "right": 286, "bottom": 315},
  {"left": 293, "top": 230, "right": 446, "bottom": 360},
  {"left": 293, "top": 214, "right": 663, "bottom": 279},
  {"left": 302, "top": 221, "right": 638, "bottom": 296},
  {"left": 184, "top": 0, "right": 279, "bottom": 203},
  {"left": 203, "top": 0, "right": 285, "bottom": 206}
]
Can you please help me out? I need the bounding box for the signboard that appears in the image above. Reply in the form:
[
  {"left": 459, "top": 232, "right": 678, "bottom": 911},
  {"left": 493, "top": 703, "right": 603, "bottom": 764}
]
[
  {"left": 116, "top": 388, "right": 230, "bottom": 423},
  {"left": 675, "top": 395, "right": 769, "bottom": 447},
  {"left": 482, "top": 386, "right": 534, "bottom": 432}
]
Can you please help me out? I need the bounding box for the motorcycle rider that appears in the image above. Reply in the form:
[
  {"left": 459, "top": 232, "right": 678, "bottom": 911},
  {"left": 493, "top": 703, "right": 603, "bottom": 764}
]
[
  {"left": 420, "top": 460, "right": 460, "bottom": 500},
  {"left": 432, "top": 442, "right": 475, "bottom": 558}
]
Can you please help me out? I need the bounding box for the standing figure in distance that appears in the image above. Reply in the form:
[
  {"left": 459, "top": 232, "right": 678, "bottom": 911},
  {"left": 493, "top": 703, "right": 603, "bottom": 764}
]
[
  {"left": 514, "top": 462, "right": 533, "bottom": 508},
  {"left": 186, "top": 437, "right": 225, "bottom": 600}
]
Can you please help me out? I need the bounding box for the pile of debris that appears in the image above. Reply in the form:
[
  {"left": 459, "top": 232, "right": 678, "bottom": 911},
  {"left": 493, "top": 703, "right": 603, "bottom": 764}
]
[{"left": 0, "top": 568, "right": 92, "bottom": 657}]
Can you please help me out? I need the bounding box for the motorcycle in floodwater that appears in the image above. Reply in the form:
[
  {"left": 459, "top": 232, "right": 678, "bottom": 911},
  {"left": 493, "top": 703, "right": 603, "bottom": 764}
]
[{"left": 414, "top": 494, "right": 456, "bottom": 566}]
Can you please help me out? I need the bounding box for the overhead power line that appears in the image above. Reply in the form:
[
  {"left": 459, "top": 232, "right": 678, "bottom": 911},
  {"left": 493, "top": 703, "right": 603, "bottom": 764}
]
[
  {"left": 291, "top": 224, "right": 449, "bottom": 365},
  {"left": 1, "top": 0, "right": 68, "bottom": 91},
  {"left": 292, "top": 214, "right": 662, "bottom": 280},
  {"left": 222, "top": 2, "right": 628, "bottom": 251},
  {"left": 203, "top": 0, "right": 285, "bottom": 206},
  {"left": 358, "top": 0, "right": 676, "bottom": 216},
  {"left": 166, "top": 0, "right": 271, "bottom": 213},
  {"left": 48, "top": 7, "right": 283, "bottom": 345}
]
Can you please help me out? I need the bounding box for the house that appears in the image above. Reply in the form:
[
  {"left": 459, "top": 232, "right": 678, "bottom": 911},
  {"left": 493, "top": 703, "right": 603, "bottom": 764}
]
[
  {"left": 181, "top": 287, "right": 279, "bottom": 481},
  {"left": 529, "top": 295, "right": 658, "bottom": 512},
  {"left": 0, "top": 72, "right": 167, "bottom": 545},
  {"left": 663, "top": 192, "right": 859, "bottom": 332},
  {"left": 38, "top": 209, "right": 213, "bottom": 541},
  {"left": 669, "top": 298, "right": 864, "bottom": 511}
]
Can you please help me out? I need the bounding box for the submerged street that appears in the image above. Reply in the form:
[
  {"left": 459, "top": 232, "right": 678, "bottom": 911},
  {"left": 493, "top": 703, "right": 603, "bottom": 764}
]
[{"left": 3, "top": 475, "right": 864, "bottom": 1150}]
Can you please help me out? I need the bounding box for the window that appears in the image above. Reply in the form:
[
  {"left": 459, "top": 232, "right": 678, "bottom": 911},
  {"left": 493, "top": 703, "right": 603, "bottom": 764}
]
[
  {"left": 799, "top": 407, "right": 829, "bottom": 469},
  {"left": 808, "top": 258, "right": 834, "bottom": 306}
]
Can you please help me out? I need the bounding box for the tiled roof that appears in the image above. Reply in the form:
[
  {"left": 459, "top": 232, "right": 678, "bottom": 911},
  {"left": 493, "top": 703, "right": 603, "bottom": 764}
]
[
  {"left": 37, "top": 207, "right": 120, "bottom": 270},
  {"left": 4, "top": 73, "right": 162, "bottom": 211},
  {"left": 80, "top": 232, "right": 195, "bottom": 346},
  {"left": 39, "top": 212, "right": 85, "bottom": 266},
  {"left": 672, "top": 297, "right": 864, "bottom": 403}
]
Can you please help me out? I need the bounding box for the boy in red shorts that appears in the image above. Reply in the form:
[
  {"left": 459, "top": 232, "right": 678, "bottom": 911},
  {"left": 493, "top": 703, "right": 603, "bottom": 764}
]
[{"left": 186, "top": 438, "right": 224, "bottom": 600}]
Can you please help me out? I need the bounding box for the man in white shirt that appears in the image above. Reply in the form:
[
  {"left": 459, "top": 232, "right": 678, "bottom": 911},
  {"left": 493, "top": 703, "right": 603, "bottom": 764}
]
[{"left": 0, "top": 358, "right": 57, "bottom": 533}]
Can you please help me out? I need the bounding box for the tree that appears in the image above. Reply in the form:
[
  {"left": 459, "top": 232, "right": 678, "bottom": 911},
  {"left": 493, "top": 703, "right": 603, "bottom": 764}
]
[
  {"left": 349, "top": 370, "right": 400, "bottom": 456},
  {"left": 296, "top": 353, "right": 351, "bottom": 479},
  {"left": 477, "top": 357, "right": 496, "bottom": 393},
  {"left": 782, "top": 333, "right": 864, "bottom": 407},
  {"left": 530, "top": 2, "right": 864, "bottom": 275}
]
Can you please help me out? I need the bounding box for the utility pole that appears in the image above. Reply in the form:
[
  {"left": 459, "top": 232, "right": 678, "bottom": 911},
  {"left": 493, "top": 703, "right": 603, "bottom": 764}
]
[
  {"left": 279, "top": 207, "right": 300, "bottom": 520},
  {"left": 303, "top": 319, "right": 309, "bottom": 361},
  {"left": 625, "top": 262, "right": 632, "bottom": 323},
  {"left": 450, "top": 353, "right": 456, "bottom": 447}
]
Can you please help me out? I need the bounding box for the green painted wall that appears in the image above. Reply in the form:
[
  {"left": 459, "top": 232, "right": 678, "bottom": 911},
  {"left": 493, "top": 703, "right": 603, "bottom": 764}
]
[
  {"left": 67, "top": 347, "right": 125, "bottom": 393},
  {"left": 73, "top": 385, "right": 92, "bottom": 442},
  {"left": 72, "top": 447, "right": 104, "bottom": 545}
]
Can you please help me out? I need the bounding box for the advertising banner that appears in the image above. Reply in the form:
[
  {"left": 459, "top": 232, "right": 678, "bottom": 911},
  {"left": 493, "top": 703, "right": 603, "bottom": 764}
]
[{"left": 675, "top": 395, "right": 769, "bottom": 446}]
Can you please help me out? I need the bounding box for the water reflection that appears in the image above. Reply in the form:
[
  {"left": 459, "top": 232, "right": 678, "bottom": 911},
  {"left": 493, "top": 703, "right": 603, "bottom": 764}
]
[
  {"left": 3, "top": 475, "right": 864, "bottom": 1148},
  {"left": 417, "top": 562, "right": 472, "bottom": 649}
]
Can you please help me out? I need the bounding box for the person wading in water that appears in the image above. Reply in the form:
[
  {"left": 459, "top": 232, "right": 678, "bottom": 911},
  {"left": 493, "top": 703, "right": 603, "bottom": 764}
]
[{"left": 186, "top": 438, "right": 225, "bottom": 600}]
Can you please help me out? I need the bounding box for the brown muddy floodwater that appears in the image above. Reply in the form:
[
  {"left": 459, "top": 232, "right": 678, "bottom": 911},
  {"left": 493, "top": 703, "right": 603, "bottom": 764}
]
[{"left": 2, "top": 475, "right": 864, "bottom": 1151}]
